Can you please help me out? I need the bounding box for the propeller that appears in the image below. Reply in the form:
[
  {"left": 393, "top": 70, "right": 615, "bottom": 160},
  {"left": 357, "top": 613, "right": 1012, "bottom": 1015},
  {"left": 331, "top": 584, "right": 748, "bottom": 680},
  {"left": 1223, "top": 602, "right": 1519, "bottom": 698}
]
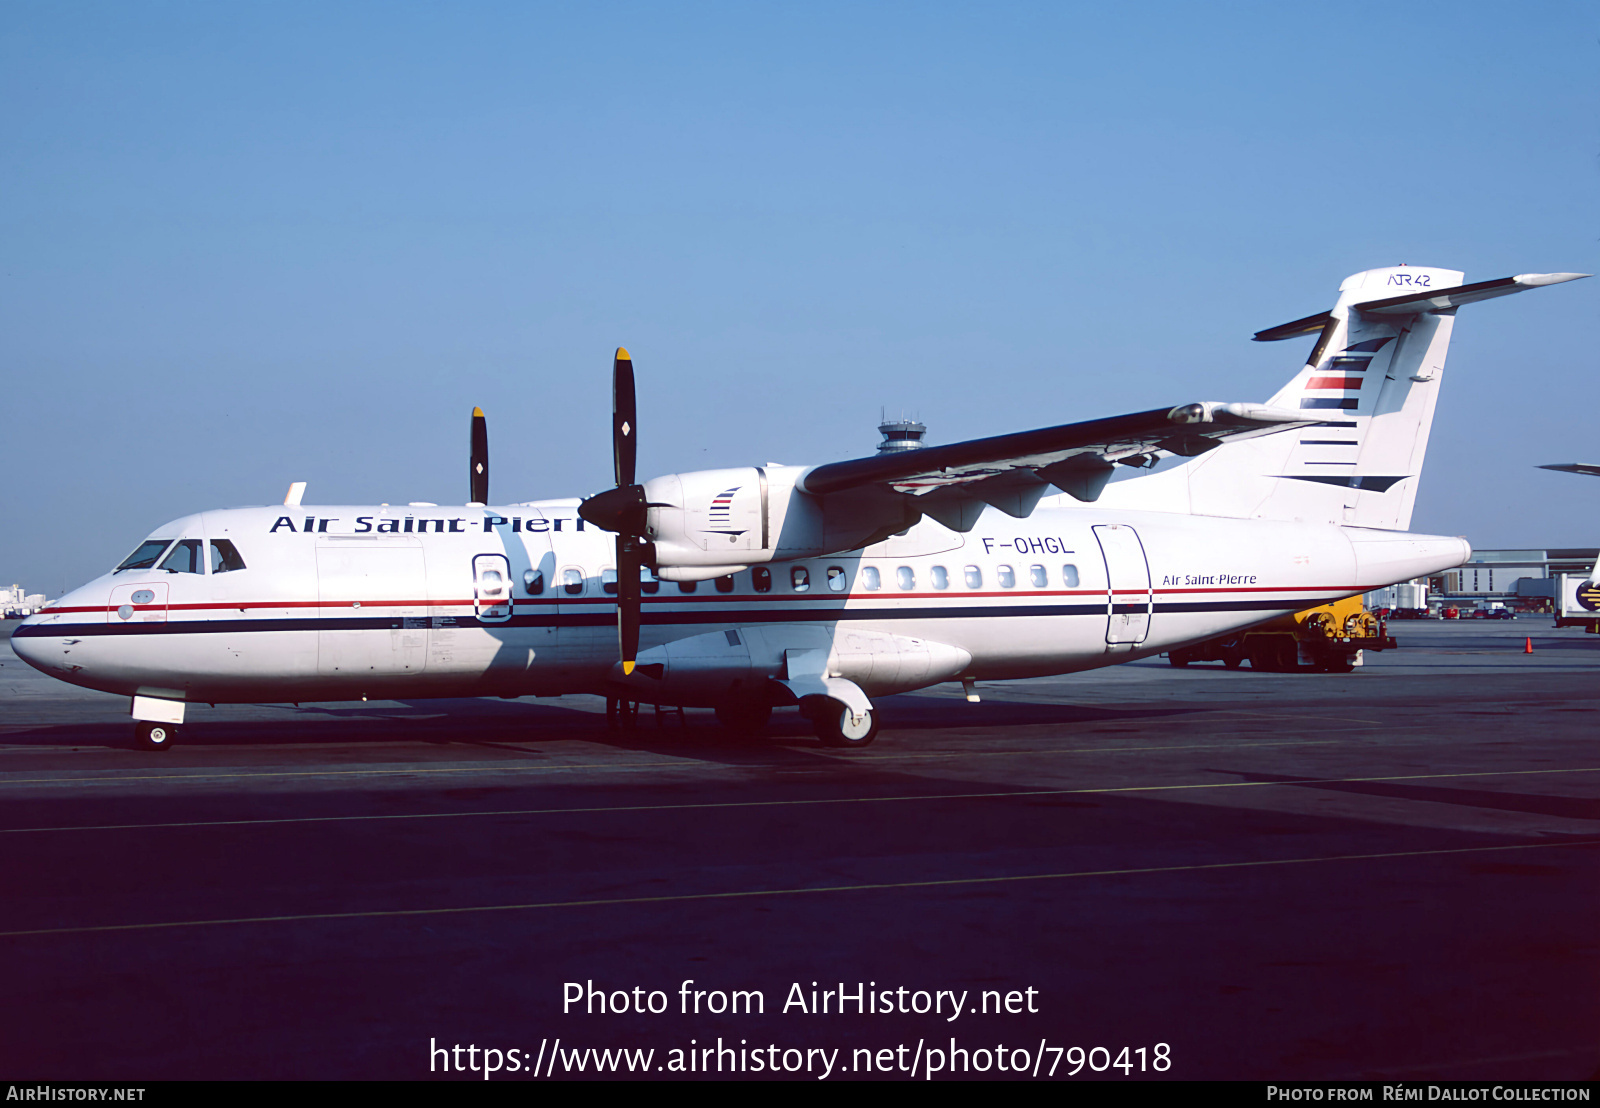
[
  {"left": 469, "top": 406, "right": 489, "bottom": 504},
  {"left": 578, "top": 348, "right": 653, "bottom": 675}
]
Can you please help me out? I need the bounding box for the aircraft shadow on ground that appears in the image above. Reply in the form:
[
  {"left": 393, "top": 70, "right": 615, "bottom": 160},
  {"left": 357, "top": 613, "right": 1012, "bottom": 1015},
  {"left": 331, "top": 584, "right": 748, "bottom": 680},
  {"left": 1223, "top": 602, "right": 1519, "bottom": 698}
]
[{"left": 1, "top": 692, "right": 1203, "bottom": 754}]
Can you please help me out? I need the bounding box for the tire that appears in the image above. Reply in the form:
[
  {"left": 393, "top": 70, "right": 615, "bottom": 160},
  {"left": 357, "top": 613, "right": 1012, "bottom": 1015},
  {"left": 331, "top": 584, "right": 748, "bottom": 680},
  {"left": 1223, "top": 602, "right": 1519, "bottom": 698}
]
[
  {"left": 1223, "top": 654, "right": 1243, "bottom": 669},
  {"left": 1167, "top": 654, "right": 1189, "bottom": 668},
  {"left": 715, "top": 701, "right": 772, "bottom": 736},
  {"left": 134, "top": 721, "right": 178, "bottom": 751},
  {"left": 813, "top": 699, "right": 879, "bottom": 748}
]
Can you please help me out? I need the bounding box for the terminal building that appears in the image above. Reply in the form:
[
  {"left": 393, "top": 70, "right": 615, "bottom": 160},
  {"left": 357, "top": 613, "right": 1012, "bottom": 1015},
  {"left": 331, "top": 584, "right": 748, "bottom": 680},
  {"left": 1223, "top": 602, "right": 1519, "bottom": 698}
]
[
  {"left": 2, "top": 584, "right": 47, "bottom": 618},
  {"left": 1438, "top": 548, "right": 1598, "bottom": 610},
  {"left": 1366, "top": 549, "right": 1600, "bottom": 615}
]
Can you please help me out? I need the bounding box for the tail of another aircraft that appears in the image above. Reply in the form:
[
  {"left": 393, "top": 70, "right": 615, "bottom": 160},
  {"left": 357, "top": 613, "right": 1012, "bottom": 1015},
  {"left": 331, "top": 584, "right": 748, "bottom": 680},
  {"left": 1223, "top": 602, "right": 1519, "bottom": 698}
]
[{"left": 1098, "top": 265, "right": 1586, "bottom": 529}]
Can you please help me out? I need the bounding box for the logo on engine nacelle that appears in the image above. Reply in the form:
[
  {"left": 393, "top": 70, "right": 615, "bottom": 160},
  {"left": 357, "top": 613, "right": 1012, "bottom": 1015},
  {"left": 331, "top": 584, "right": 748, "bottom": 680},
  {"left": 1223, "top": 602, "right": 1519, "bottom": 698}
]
[{"left": 704, "top": 486, "right": 748, "bottom": 538}]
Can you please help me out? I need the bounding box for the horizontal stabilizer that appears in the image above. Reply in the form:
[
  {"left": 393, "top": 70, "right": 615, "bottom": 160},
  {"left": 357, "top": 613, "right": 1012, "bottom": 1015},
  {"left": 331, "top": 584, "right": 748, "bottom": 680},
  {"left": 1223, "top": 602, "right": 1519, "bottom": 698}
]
[
  {"left": 1352, "top": 272, "right": 1589, "bottom": 316},
  {"left": 1254, "top": 311, "right": 1333, "bottom": 343},
  {"left": 1539, "top": 462, "right": 1600, "bottom": 477},
  {"left": 1254, "top": 272, "right": 1588, "bottom": 340}
]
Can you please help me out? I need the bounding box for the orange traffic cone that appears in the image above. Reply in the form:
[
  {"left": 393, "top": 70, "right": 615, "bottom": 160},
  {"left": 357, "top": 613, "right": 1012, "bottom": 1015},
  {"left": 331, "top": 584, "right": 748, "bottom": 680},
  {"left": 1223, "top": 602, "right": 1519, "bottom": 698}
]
[{"left": 1524, "top": 637, "right": 1533, "bottom": 654}]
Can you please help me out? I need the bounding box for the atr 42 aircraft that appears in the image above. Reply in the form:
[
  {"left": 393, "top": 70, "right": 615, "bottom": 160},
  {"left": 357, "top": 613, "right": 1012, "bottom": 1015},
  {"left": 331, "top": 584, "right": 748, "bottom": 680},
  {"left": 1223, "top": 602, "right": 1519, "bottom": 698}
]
[{"left": 14, "top": 266, "right": 1588, "bottom": 750}]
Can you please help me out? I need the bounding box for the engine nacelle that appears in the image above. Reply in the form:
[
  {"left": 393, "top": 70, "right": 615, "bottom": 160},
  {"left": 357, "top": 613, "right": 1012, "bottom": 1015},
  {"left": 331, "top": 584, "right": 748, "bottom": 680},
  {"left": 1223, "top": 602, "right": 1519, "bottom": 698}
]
[{"left": 643, "top": 465, "right": 917, "bottom": 569}]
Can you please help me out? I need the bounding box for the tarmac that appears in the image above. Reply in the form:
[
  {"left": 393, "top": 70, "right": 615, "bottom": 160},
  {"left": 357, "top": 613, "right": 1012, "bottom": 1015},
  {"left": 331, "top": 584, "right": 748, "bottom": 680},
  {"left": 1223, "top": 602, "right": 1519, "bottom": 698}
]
[{"left": 0, "top": 618, "right": 1595, "bottom": 1081}]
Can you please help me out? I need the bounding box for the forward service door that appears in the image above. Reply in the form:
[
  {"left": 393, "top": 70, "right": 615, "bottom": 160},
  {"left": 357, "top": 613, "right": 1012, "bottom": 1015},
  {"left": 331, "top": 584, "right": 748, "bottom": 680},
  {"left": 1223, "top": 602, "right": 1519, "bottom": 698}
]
[
  {"left": 316, "top": 537, "right": 429, "bottom": 677},
  {"left": 1093, "top": 524, "right": 1152, "bottom": 646}
]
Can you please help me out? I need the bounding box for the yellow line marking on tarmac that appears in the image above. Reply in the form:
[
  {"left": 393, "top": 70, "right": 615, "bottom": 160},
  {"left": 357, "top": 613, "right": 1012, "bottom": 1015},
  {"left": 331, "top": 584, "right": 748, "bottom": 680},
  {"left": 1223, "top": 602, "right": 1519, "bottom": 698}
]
[
  {"left": 5, "top": 765, "right": 1597, "bottom": 836},
  {"left": 2, "top": 838, "right": 1593, "bottom": 939}
]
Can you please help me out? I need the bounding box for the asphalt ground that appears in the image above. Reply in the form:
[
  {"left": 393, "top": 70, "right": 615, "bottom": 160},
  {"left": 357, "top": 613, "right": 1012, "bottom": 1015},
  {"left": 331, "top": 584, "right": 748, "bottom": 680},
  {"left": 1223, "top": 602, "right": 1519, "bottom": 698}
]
[{"left": 0, "top": 618, "right": 1596, "bottom": 1082}]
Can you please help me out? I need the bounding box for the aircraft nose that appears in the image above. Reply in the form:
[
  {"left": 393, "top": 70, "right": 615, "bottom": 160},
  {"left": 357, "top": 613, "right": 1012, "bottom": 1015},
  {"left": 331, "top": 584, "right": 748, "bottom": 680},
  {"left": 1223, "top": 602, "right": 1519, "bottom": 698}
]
[{"left": 8, "top": 621, "right": 51, "bottom": 672}]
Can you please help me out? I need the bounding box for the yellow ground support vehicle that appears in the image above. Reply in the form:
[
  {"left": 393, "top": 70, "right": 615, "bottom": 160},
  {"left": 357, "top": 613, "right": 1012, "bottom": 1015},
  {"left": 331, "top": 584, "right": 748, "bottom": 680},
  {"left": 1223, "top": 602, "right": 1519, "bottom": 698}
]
[{"left": 1166, "top": 595, "right": 1397, "bottom": 673}]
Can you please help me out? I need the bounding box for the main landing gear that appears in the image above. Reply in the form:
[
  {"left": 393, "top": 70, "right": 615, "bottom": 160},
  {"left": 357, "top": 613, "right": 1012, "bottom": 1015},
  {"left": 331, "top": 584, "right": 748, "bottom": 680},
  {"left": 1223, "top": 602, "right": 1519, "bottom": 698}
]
[
  {"left": 134, "top": 721, "right": 179, "bottom": 751},
  {"left": 806, "top": 698, "right": 880, "bottom": 748}
]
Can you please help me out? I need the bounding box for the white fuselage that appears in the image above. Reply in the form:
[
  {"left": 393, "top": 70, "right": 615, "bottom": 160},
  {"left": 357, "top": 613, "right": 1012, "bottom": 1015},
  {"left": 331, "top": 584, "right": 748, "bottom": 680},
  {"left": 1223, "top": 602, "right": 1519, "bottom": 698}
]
[{"left": 13, "top": 499, "right": 1467, "bottom": 707}]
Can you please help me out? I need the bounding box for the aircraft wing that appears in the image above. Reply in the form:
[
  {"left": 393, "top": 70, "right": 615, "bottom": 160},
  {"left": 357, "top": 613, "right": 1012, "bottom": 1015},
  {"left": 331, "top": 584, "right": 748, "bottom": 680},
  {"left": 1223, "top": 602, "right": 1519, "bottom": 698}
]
[
  {"left": 1538, "top": 463, "right": 1600, "bottom": 477},
  {"left": 797, "top": 401, "right": 1314, "bottom": 506}
]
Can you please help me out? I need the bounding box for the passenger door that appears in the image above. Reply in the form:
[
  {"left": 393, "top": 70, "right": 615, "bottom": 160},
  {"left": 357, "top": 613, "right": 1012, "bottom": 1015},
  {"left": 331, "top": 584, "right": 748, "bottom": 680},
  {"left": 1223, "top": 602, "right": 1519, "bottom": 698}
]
[{"left": 1093, "top": 524, "right": 1152, "bottom": 645}]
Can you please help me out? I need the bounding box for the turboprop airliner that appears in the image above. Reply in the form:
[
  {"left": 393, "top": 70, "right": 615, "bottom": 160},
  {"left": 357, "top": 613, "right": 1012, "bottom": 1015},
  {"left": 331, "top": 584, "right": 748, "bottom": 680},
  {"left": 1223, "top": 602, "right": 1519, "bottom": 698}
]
[{"left": 12, "top": 266, "right": 1587, "bottom": 749}]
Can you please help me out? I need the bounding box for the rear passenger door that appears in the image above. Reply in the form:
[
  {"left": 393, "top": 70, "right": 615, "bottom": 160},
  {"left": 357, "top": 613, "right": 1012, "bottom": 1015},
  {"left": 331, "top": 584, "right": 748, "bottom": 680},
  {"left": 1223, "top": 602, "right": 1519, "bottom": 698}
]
[{"left": 1093, "top": 524, "right": 1152, "bottom": 645}]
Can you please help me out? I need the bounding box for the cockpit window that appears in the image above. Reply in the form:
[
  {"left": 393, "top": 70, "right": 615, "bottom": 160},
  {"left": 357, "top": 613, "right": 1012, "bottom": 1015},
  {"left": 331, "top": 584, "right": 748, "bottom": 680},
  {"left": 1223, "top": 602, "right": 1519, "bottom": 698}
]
[
  {"left": 209, "top": 540, "right": 247, "bottom": 573},
  {"left": 158, "top": 539, "right": 204, "bottom": 574},
  {"left": 116, "top": 540, "right": 174, "bottom": 572}
]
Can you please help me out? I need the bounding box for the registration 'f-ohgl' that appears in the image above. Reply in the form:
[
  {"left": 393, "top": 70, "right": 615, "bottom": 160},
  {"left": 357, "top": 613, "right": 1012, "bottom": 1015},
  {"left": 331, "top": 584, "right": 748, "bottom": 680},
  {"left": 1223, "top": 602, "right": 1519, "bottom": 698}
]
[{"left": 14, "top": 267, "right": 1588, "bottom": 749}]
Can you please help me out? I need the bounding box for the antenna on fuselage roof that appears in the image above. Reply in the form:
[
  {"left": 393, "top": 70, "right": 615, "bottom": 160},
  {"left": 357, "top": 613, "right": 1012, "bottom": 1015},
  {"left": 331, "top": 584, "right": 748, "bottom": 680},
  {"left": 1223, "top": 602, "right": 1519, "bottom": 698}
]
[{"left": 283, "top": 482, "right": 306, "bottom": 507}]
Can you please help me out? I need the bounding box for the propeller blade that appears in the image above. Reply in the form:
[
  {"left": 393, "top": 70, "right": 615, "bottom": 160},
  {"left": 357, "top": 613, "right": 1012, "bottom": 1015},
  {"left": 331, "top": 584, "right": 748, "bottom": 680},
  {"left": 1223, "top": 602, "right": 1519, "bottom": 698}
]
[
  {"left": 469, "top": 406, "right": 489, "bottom": 504},
  {"left": 616, "top": 535, "right": 645, "bottom": 675},
  {"left": 613, "top": 348, "right": 637, "bottom": 488}
]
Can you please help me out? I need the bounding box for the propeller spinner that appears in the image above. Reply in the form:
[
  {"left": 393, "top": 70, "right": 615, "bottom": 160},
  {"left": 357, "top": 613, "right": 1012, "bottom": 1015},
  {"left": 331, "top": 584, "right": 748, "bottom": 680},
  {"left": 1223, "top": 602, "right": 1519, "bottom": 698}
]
[{"left": 578, "top": 348, "right": 654, "bottom": 675}]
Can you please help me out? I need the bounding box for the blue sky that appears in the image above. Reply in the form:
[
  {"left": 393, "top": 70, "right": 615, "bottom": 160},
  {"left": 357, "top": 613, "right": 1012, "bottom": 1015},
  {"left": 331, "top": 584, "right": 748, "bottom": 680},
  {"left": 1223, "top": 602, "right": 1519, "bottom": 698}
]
[{"left": 3, "top": 1, "right": 1595, "bottom": 593}]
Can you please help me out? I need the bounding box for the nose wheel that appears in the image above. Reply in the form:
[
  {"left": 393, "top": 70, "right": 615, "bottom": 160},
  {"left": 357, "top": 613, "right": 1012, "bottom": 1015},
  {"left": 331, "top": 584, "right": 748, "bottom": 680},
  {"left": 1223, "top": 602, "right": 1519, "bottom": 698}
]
[{"left": 134, "top": 721, "right": 179, "bottom": 751}]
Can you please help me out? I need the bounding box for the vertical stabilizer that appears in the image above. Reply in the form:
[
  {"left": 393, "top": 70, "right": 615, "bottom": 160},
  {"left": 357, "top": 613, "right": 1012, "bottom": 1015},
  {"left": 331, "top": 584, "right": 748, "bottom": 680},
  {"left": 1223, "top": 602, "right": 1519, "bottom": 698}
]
[{"left": 1098, "top": 266, "right": 1586, "bottom": 529}]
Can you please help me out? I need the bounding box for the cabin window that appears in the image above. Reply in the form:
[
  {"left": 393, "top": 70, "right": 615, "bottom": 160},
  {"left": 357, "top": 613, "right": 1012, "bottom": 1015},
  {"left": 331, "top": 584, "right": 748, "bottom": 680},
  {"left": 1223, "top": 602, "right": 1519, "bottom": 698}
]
[
  {"left": 1062, "top": 564, "right": 1079, "bottom": 587},
  {"left": 678, "top": 579, "right": 698, "bottom": 593},
  {"left": 826, "top": 566, "right": 847, "bottom": 592},
  {"left": 479, "top": 569, "right": 505, "bottom": 596},
  {"left": 523, "top": 568, "right": 544, "bottom": 595},
  {"left": 715, "top": 574, "right": 735, "bottom": 593},
  {"left": 641, "top": 566, "right": 660, "bottom": 594},
  {"left": 896, "top": 566, "right": 915, "bottom": 591},
  {"left": 158, "top": 539, "right": 204, "bottom": 575},
  {"left": 1029, "top": 564, "right": 1048, "bottom": 588},
  {"left": 862, "top": 566, "right": 881, "bottom": 591},
  {"left": 208, "top": 540, "right": 246, "bottom": 574},
  {"left": 964, "top": 565, "right": 982, "bottom": 589},
  {"left": 562, "top": 568, "right": 585, "bottom": 595},
  {"left": 752, "top": 567, "right": 772, "bottom": 593},
  {"left": 116, "top": 539, "right": 174, "bottom": 572},
  {"left": 930, "top": 566, "right": 949, "bottom": 590},
  {"left": 997, "top": 564, "right": 1016, "bottom": 589},
  {"left": 601, "top": 568, "right": 618, "bottom": 595},
  {"left": 791, "top": 566, "right": 810, "bottom": 592}
]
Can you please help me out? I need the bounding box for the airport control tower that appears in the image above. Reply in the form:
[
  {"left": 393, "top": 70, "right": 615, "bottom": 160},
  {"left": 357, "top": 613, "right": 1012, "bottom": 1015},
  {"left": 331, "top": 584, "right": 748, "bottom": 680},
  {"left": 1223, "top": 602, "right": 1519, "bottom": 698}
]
[{"left": 876, "top": 415, "right": 927, "bottom": 454}]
